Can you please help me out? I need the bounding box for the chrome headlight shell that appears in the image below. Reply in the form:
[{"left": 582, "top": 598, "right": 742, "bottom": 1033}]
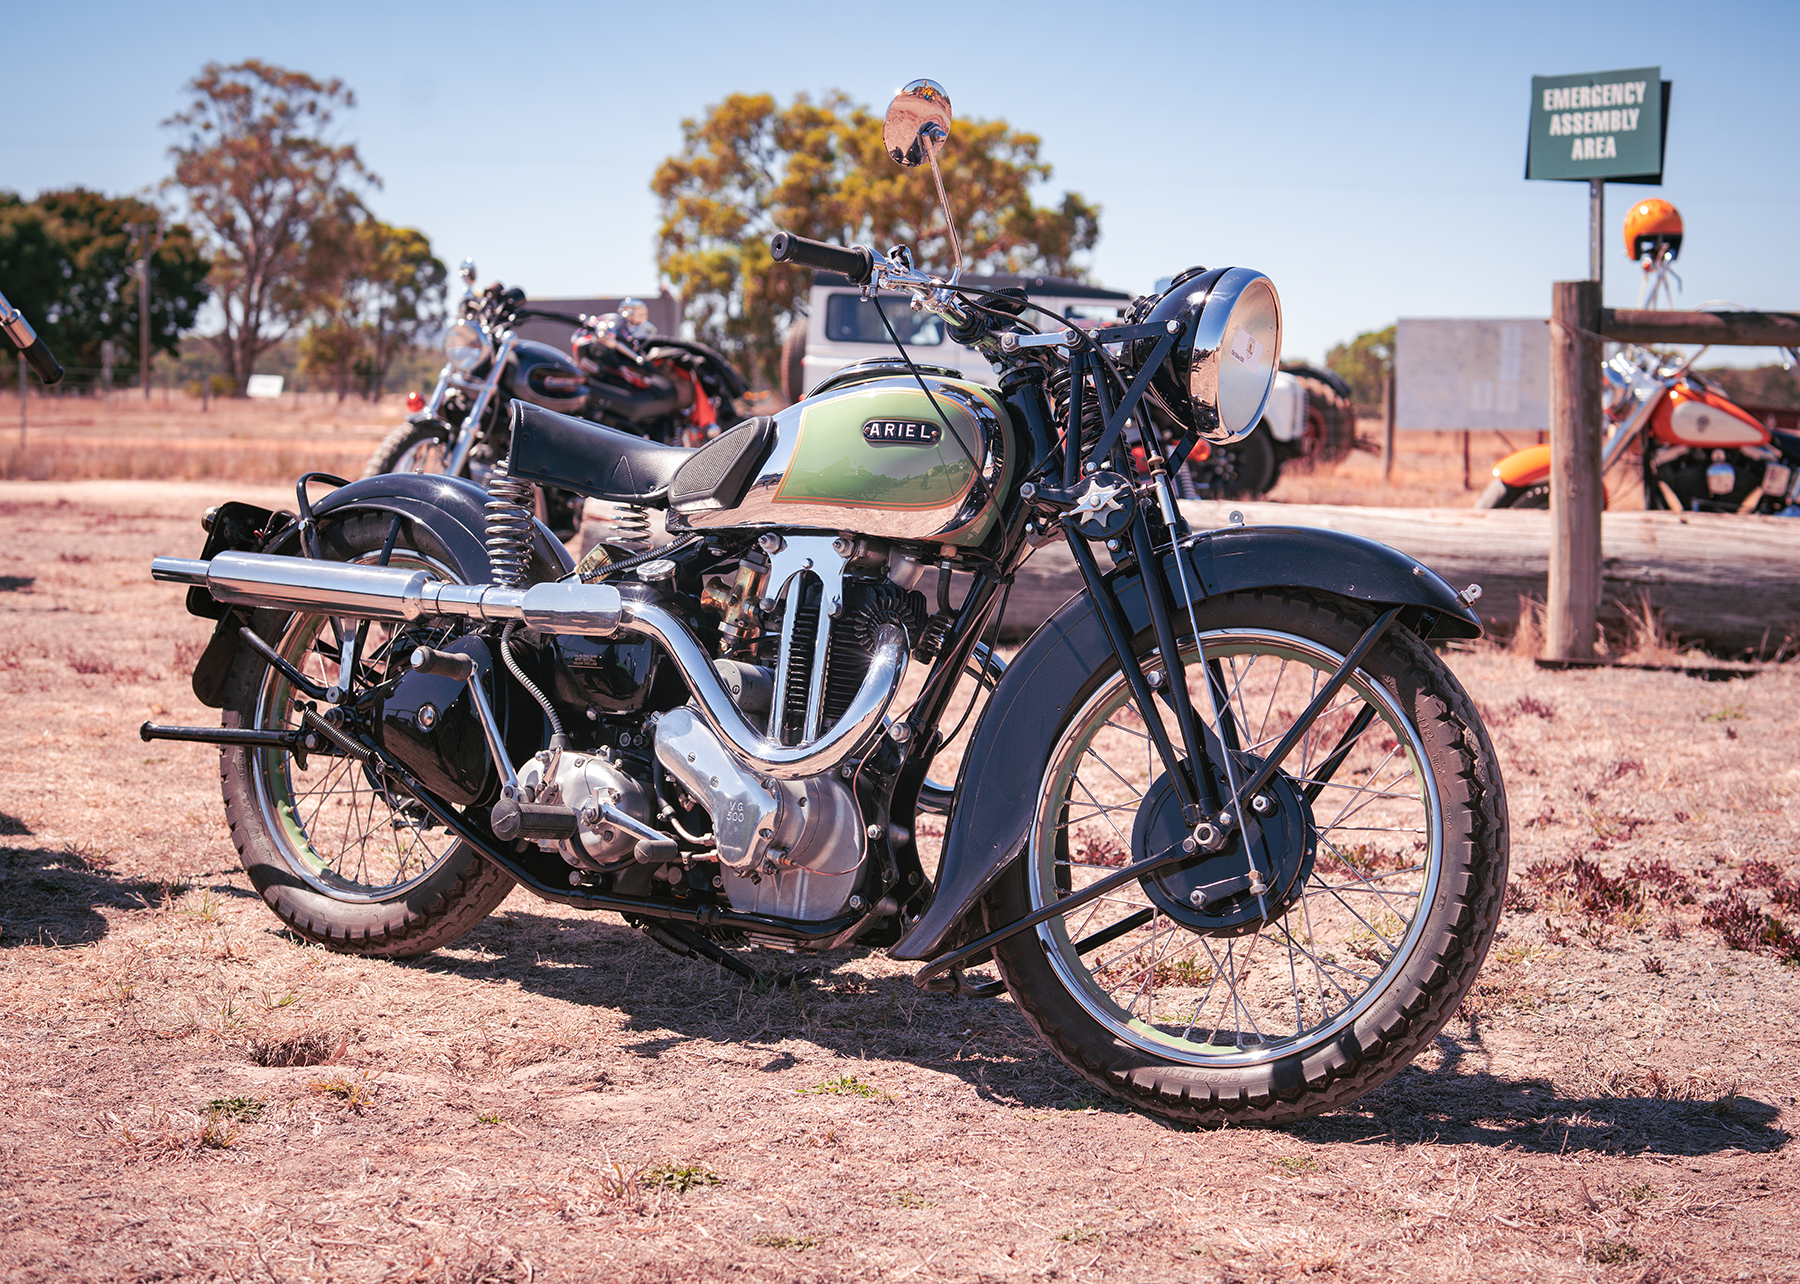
[
  {"left": 445, "top": 320, "right": 492, "bottom": 373},
  {"left": 1142, "top": 267, "right": 1283, "bottom": 444}
]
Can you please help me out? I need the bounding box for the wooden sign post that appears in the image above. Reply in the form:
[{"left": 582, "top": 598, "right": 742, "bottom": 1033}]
[
  {"left": 1528, "top": 67, "right": 1669, "bottom": 657},
  {"left": 1545, "top": 281, "right": 1603, "bottom": 658}
]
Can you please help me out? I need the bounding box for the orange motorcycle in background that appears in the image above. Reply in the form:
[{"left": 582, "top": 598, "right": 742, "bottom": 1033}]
[{"left": 1477, "top": 200, "right": 1800, "bottom": 514}]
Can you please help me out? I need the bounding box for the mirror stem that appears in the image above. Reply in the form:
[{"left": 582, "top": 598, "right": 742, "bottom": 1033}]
[{"left": 926, "top": 151, "right": 963, "bottom": 280}]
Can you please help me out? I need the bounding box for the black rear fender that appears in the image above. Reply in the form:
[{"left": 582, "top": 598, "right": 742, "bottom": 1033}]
[
  {"left": 186, "top": 473, "right": 573, "bottom": 707},
  {"left": 888, "top": 524, "right": 1480, "bottom": 962}
]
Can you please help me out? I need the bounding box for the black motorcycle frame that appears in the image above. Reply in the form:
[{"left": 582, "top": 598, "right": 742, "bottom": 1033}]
[{"left": 146, "top": 293, "right": 1482, "bottom": 984}]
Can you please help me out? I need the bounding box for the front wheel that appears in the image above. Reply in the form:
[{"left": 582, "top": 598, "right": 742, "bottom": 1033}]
[
  {"left": 1475, "top": 477, "right": 1549, "bottom": 509},
  {"left": 362, "top": 419, "right": 453, "bottom": 479},
  {"left": 989, "top": 589, "right": 1507, "bottom": 1125}
]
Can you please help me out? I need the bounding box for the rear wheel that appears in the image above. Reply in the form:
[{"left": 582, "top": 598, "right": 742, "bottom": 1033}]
[
  {"left": 1194, "top": 424, "right": 1279, "bottom": 498},
  {"left": 989, "top": 589, "right": 1507, "bottom": 1125},
  {"left": 218, "top": 513, "right": 515, "bottom": 958}
]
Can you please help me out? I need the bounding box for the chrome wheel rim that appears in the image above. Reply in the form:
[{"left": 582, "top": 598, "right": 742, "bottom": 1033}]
[
  {"left": 1028, "top": 628, "right": 1442, "bottom": 1067},
  {"left": 393, "top": 435, "right": 449, "bottom": 474}
]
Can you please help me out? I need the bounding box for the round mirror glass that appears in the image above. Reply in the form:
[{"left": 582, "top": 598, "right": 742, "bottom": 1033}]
[{"left": 883, "top": 79, "right": 953, "bottom": 168}]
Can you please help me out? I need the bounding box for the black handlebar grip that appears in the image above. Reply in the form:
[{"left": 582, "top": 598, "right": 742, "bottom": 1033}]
[
  {"left": 410, "top": 646, "right": 476, "bottom": 680},
  {"left": 21, "top": 337, "right": 63, "bottom": 387},
  {"left": 770, "top": 232, "right": 875, "bottom": 285}
]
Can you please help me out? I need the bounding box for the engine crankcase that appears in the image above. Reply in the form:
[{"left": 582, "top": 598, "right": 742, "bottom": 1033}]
[
  {"left": 653, "top": 705, "right": 865, "bottom": 921},
  {"left": 514, "top": 745, "right": 652, "bottom": 872}
]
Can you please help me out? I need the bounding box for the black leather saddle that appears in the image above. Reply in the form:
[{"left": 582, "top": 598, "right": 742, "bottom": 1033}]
[{"left": 507, "top": 403, "right": 775, "bottom": 511}]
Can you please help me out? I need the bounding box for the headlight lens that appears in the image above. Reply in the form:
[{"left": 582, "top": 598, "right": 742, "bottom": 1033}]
[
  {"left": 1142, "top": 267, "right": 1283, "bottom": 444},
  {"left": 445, "top": 321, "right": 491, "bottom": 373}
]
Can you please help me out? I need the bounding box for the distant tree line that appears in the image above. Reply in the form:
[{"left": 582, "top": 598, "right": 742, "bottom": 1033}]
[
  {"left": 0, "top": 190, "right": 210, "bottom": 382},
  {"left": 2, "top": 60, "right": 445, "bottom": 399}
]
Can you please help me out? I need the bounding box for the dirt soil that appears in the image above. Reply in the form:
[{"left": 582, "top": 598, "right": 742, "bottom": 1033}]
[{"left": 2, "top": 480, "right": 1798, "bottom": 1284}]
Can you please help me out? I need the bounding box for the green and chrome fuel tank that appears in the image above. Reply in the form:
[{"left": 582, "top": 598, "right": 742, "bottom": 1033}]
[{"left": 682, "top": 367, "right": 1015, "bottom": 547}]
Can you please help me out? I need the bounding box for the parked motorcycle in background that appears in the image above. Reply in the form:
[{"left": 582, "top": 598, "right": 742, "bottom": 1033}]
[
  {"left": 147, "top": 80, "right": 1506, "bottom": 1127},
  {"left": 1479, "top": 200, "right": 1800, "bottom": 514},
  {"left": 364, "top": 264, "right": 750, "bottom": 539}
]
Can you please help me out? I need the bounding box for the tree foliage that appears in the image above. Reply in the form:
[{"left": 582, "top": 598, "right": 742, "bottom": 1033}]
[
  {"left": 653, "top": 92, "right": 1101, "bottom": 386},
  {"left": 0, "top": 190, "right": 210, "bottom": 380},
  {"left": 1326, "top": 324, "right": 1396, "bottom": 410},
  {"left": 300, "top": 218, "right": 445, "bottom": 399},
  {"left": 165, "top": 60, "right": 375, "bottom": 390}
]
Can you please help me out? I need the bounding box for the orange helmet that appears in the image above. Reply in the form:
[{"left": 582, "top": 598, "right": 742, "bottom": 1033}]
[{"left": 1624, "top": 199, "right": 1682, "bottom": 262}]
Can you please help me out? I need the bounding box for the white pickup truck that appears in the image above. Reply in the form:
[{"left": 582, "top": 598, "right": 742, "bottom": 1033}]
[
  {"left": 781, "top": 272, "right": 1354, "bottom": 498},
  {"left": 782, "top": 270, "right": 1133, "bottom": 396}
]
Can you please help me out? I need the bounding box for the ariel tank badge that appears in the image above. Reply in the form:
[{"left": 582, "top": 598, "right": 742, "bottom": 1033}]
[{"left": 862, "top": 417, "right": 942, "bottom": 445}]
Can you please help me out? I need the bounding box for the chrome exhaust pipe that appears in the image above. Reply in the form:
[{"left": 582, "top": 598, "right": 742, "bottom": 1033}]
[
  {"left": 152, "top": 551, "right": 621, "bottom": 633},
  {"left": 152, "top": 551, "right": 905, "bottom": 780},
  {"left": 625, "top": 605, "right": 907, "bottom": 781}
]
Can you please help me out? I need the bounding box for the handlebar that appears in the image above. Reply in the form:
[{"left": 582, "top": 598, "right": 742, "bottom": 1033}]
[
  {"left": 770, "top": 232, "right": 875, "bottom": 285},
  {"left": 19, "top": 337, "right": 64, "bottom": 387},
  {"left": 0, "top": 290, "right": 64, "bottom": 387}
]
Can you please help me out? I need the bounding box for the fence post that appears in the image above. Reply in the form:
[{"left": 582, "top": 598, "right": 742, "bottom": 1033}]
[
  {"left": 1546, "top": 279, "right": 1603, "bottom": 659},
  {"left": 1381, "top": 367, "right": 1396, "bottom": 483}
]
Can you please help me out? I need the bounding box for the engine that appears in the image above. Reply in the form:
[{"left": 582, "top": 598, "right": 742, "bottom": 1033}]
[{"left": 649, "top": 533, "right": 927, "bottom": 922}]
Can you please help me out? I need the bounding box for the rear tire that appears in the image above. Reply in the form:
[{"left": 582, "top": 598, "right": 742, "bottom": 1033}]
[
  {"left": 218, "top": 512, "right": 515, "bottom": 958},
  {"left": 1194, "top": 423, "right": 1278, "bottom": 498},
  {"left": 988, "top": 589, "right": 1508, "bottom": 1126}
]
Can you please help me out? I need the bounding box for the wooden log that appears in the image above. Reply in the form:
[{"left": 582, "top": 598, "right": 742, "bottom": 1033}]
[
  {"left": 999, "top": 502, "right": 1800, "bottom": 657},
  {"left": 1548, "top": 280, "right": 1604, "bottom": 660},
  {"left": 1602, "top": 308, "right": 1800, "bottom": 348}
]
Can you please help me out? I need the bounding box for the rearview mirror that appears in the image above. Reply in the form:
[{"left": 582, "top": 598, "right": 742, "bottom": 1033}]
[{"left": 883, "top": 79, "right": 953, "bottom": 168}]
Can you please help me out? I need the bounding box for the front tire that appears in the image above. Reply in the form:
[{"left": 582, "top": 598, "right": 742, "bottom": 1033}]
[
  {"left": 218, "top": 513, "right": 515, "bottom": 958},
  {"left": 988, "top": 589, "right": 1507, "bottom": 1125},
  {"left": 362, "top": 420, "right": 452, "bottom": 479},
  {"left": 1475, "top": 477, "right": 1549, "bottom": 509}
]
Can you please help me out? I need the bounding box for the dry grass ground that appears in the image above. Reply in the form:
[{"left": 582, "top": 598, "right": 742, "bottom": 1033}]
[
  {"left": 0, "top": 391, "right": 395, "bottom": 484},
  {"left": 2, "top": 472, "right": 1798, "bottom": 1284}
]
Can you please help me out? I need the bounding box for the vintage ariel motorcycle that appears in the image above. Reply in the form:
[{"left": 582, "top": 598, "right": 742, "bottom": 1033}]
[
  {"left": 1479, "top": 200, "right": 1800, "bottom": 513},
  {"left": 144, "top": 81, "right": 1507, "bottom": 1126},
  {"left": 365, "top": 268, "right": 750, "bottom": 538}
]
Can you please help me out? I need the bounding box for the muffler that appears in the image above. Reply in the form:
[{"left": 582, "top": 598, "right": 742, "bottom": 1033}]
[
  {"left": 152, "top": 551, "right": 907, "bottom": 780},
  {"left": 152, "top": 551, "right": 621, "bottom": 633}
]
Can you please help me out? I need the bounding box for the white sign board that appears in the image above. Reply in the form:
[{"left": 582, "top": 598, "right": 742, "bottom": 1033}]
[
  {"left": 245, "top": 374, "right": 285, "bottom": 399},
  {"left": 1395, "top": 318, "right": 1549, "bottom": 431}
]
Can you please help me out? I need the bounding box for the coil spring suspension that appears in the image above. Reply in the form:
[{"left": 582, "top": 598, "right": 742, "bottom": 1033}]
[
  {"left": 483, "top": 458, "right": 535, "bottom": 589},
  {"left": 587, "top": 501, "right": 655, "bottom": 552},
  {"left": 1046, "top": 366, "right": 1107, "bottom": 453}
]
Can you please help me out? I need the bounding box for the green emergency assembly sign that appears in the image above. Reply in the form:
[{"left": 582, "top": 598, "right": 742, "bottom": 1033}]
[{"left": 1527, "top": 66, "right": 1667, "bottom": 183}]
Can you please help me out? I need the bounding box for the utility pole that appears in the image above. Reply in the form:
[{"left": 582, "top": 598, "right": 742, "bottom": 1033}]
[{"left": 127, "top": 221, "right": 159, "bottom": 401}]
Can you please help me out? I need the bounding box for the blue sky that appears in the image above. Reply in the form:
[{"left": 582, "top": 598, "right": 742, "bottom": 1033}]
[{"left": 6, "top": 0, "right": 1797, "bottom": 366}]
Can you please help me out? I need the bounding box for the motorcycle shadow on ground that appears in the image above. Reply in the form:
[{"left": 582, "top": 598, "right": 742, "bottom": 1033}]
[
  {"left": 411, "top": 901, "right": 1786, "bottom": 1155},
  {"left": 0, "top": 809, "right": 234, "bottom": 950},
  {"left": 1292, "top": 1030, "right": 1787, "bottom": 1157}
]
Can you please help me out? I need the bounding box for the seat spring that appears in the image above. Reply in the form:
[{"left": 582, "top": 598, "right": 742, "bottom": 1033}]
[
  {"left": 588, "top": 501, "right": 655, "bottom": 552},
  {"left": 484, "top": 458, "right": 535, "bottom": 589}
]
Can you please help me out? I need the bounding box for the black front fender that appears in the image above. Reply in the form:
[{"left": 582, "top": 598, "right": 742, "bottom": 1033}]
[{"left": 888, "top": 523, "right": 1480, "bottom": 962}]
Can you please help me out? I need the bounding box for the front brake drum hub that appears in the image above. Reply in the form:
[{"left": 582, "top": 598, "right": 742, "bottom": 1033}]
[{"left": 1130, "top": 751, "right": 1316, "bottom": 936}]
